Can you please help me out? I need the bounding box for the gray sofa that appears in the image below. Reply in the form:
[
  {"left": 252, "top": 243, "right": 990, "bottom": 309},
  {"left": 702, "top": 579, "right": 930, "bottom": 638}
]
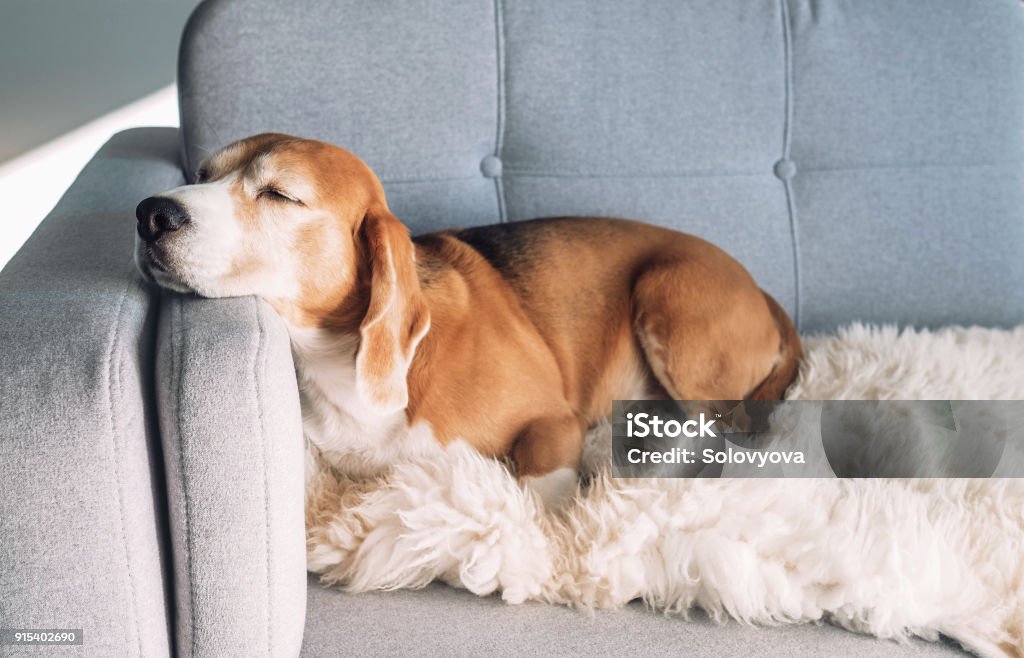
[{"left": 2, "top": 0, "right": 1022, "bottom": 655}]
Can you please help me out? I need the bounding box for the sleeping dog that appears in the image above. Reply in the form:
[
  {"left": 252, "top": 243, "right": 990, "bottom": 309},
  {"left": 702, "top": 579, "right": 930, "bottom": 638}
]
[{"left": 135, "top": 133, "right": 801, "bottom": 507}]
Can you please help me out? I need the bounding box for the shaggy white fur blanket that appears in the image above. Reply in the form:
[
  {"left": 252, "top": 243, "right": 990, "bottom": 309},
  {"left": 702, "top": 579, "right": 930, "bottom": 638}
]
[{"left": 306, "top": 324, "right": 1024, "bottom": 657}]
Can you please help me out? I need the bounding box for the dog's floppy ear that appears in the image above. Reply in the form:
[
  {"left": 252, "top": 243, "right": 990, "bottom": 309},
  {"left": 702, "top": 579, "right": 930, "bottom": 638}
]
[{"left": 355, "top": 204, "right": 430, "bottom": 415}]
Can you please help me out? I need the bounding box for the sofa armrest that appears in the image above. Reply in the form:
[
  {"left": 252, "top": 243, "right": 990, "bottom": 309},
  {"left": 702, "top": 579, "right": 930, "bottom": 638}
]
[
  {"left": 0, "top": 128, "right": 184, "bottom": 657},
  {"left": 156, "top": 293, "right": 306, "bottom": 658}
]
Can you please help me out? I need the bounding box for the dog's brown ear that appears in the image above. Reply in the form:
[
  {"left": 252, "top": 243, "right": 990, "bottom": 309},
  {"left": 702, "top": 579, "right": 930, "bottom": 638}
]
[{"left": 355, "top": 204, "right": 430, "bottom": 415}]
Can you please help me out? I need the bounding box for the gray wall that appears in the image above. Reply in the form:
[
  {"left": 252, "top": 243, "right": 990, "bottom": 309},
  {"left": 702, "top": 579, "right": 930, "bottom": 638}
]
[{"left": 0, "top": 0, "right": 199, "bottom": 163}]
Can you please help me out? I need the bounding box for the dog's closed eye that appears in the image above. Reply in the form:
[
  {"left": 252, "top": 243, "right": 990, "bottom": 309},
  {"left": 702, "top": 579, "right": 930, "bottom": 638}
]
[{"left": 258, "top": 186, "right": 302, "bottom": 204}]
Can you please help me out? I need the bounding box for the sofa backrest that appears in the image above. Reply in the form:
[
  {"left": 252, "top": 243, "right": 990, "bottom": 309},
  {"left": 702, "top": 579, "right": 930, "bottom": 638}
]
[{"left": 178, "top": 0, "right": 1024, "bottom": 332}]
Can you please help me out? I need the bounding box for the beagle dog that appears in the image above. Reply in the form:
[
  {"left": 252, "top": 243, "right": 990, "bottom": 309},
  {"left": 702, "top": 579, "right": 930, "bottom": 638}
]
[{"left": 135, "top": 133, "right": 801, "bottom": 507}]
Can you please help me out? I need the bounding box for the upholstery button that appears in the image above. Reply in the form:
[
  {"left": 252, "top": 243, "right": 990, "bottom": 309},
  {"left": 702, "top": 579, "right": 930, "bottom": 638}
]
[
  {"left": 773, "top": 158, "right": 797, "bottom": 180},
  {"left": 480, "top": 155, "right": 503, "bottom": 178}
]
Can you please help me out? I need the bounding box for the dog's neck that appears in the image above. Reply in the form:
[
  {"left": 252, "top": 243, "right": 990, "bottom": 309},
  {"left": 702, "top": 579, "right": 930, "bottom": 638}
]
[
  {"left": 285, "top": 321, "right": 415, "bottom": 478},
  {"left": 271, "top": 240, "right": 437, "bottom": 469},
  {"left": 273, "top": 273, "right": 381, "bottom": 422},
  {"left": 285, "top": 322, "right": 360, "bottom": 412}
]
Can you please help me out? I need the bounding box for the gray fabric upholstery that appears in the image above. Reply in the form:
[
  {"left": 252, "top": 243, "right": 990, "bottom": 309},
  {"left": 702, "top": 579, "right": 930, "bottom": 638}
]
[
  {"left": 0, "top": 128, "right": 182, "bottom": 657},
  {"left": 302, "top": 575, "right": 965, "bottom": 657},
  {"left": 171, "top": 0, "right": 1024, "bottom": 654},
  {"left": 179, "top": 0, "right": 1024, "bottom": 333},
  {"left": 4, "top": 1, "right": 1020, "bottom": 656},
  {"left": 788, "top": 1, "right": 1024, "bottom": 330},
  {"left": 155, "top": 294, "right": 307, "bottom": 658}
]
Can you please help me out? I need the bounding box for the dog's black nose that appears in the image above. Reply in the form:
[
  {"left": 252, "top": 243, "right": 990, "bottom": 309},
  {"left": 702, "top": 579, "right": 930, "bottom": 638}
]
[{"left": 136, "top": 196, "right": 189, "bottom": 242}]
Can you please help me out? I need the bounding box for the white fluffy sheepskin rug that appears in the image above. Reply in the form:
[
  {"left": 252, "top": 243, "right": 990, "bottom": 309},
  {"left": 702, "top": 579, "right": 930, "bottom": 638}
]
[{"left": 305, "top": 324, "right": 1024, "bottom": 657}]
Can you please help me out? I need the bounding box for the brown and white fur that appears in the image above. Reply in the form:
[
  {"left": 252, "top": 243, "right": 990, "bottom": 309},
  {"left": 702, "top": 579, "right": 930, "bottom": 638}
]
[{"left": 135, "top": 133, "right": 802, "bottom": 507}]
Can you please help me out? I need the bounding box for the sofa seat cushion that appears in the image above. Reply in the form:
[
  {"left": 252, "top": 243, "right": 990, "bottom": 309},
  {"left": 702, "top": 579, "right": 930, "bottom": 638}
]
[{"left": 301, "top": 575, "right": 964, "bottom": 656}]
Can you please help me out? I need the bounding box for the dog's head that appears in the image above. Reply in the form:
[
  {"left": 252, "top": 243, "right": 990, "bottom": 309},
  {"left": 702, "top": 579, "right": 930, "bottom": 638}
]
[{"left": 135, "top": 133, "right": 429, "bottom": 412}]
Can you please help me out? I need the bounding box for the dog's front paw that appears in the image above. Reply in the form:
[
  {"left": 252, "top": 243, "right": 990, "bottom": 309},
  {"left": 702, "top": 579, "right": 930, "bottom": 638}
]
[{"left": 522, "top": 467, "right": 578, "bottom": 510}]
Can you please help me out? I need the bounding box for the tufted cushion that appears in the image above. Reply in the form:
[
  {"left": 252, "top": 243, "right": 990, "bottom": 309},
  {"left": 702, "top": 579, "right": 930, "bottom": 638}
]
[{"left": 179, "top": 0, "right": 1024, "bottom": 332}]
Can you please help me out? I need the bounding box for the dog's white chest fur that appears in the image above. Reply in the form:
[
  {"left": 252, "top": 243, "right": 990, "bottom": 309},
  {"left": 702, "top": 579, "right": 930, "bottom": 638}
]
[{"left": 288, "top": 326, "right": 443, "bottom": 479}]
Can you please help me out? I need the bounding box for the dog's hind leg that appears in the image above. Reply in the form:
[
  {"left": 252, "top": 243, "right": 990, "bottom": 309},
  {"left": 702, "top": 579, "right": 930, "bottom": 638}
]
[{"left": 630, "top": 260, "right": 787, "bottom": 405}]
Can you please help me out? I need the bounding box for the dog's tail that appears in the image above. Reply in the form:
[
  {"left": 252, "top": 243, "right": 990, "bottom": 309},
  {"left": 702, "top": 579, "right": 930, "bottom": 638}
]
[{"left": 747, "top": 291, "right": 802, "bottom": 401}]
